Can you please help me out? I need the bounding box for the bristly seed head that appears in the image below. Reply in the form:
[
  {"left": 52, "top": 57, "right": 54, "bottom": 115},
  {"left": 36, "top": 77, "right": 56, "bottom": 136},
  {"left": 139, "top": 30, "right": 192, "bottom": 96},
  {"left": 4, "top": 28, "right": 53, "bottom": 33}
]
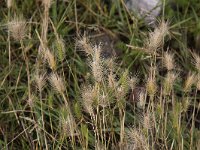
[
  {"left": 8, "top": 15, "right": 27, "bottom": 40},
  {"left": 7, "top": 0, "right": 13, "bottom": 8},
  {"left": 141, "top": 113, "right": 154, "bottom": 130},
  {"left": 76, "top": 34, "right": 93, "bottom": 56},
  {"left": 81, "top": 85, "right": 96, "bottom": 115},
  {"left": 99, "top": 91, "right": 109, "bottom": 107},
  {"left": 192, "top": 52, "right": 200, "bottom": 72},
  {"left": 34, "top": 72, "right": 46, "bottom": 92},
  {"left": 183, "top": 72, "right": 196, "bottom": 92},
  {"left": 54, "top": 36, "right": 66, "bottom": 61},
  {"left": 196, "top": 74, "right": 200, "bottom": 91},
  {"left": 182, "top": 96, "right": 190, "bottom": 113},
  {"left": 163, "top": 52, "right": 175, "bottom": 71},
  {"left": 60, "top": 114, "right": 76, "bottom": 137},
  {"left": 146, "top": 77, "right": 157, "bottom": 97},
  {"left": 49, "top": 73, "right": 65, "bottom": 94},
  {"left": 125, "top": 127, "right": 148, "bottom": 150},
  {"left": 163, "top": 72, "right": 178, "bottom": 95},
  {"left": 129, "top": 76, "right": 138, "bottom": 91},
  {"left": 146, "top": 20, "right": 169, "bottom": 52},
  {"left": 90, "top": 45, "right": 103, "bottom": 83},
  {"left": 40, "top": 48, "right": 57, "bottom": 70}
]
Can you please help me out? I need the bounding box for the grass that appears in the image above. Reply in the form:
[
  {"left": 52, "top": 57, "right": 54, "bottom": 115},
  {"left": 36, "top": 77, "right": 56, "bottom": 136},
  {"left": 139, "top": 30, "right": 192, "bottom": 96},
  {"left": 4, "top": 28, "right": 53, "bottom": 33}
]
[{"left": 0, "top": 0, "right": 200, "bottom": 149}]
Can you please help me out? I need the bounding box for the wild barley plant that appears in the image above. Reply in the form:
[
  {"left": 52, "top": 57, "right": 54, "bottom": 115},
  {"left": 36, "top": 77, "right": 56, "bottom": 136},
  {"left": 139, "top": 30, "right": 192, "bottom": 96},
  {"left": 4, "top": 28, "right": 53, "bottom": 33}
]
[
  {"left": 3, "top": 3, "right": 200, "bottom": 148},
  {"left": 77, "top": 35, "right": 134, "bottom": 149},
  {"left": 34, "top": 20, "right": 200, "bottom": 149}
]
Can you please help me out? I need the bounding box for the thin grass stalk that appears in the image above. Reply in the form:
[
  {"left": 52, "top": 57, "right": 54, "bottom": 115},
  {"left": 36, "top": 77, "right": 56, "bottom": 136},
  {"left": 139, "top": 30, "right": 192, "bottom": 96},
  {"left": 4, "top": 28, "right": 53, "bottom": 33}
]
[
  {"left": 102, "top": 106, "right": 107, "bottom": 149},
  {"left": 119, "top": 108, "right": 125, "bottom": 149},
  {"left": 19, "top": 40, "right": 37, "bottom": 148},
  {"left": 39, "top": 87, "right": 48, "bottom": 149},
  {"left": 20, "top": 40, "right": 31, "bottom": 101},
  {"left": 7, "top": 7, "right": 11, "bottom": 83},
  {"left": 190, "top": 88, "right": 197, "bottom": 150},
  {"left": 61, "top": 91, "right": 77, "bottom": 149},
  {"left": 96, "top": 106, "right": 100, "bottom": 148}
]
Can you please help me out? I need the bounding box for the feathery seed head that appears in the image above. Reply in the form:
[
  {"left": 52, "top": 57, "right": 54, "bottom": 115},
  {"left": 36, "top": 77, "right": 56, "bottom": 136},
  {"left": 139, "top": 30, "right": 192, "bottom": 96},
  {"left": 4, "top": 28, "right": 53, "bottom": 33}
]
[
  {"left": 81, "top": 85, "right": 96, "bottom": 114},
  {"left": 192, "top": 52, "right": 200, "bottom": 72},
  {"left": 143, "top": 113, "right": 153, "bottom": 130},
  {"left": 182, "top": 97, "right": 190, "bottom": 113},
  {"left": 146, "top": 21, "right": 169, "bottom": 52},
  {"left": 99, "top": 91, "right": 109, "bottom": 107},
  {"left": 183, "top": 72, "right": 196, "bottom": 92},
  {"left": 105, "top": 58, "right": 115, "bottom": 71},
  {"left": 60, "top": 114, "right": 76, "bottom": 136},
  {"left": 129, "top": 76, "right": 138, "bottom": 91},
  {"left": 125, "top": 127, "right": 148, "bottom": 150},
  {"left": 41, "top": 48, "right": 56, "bottom": 70},
  {"left": 138, "top": 91, "right": 145, "bottom": 107},
  {"left": 49, "top": 73, "right": 65, "bottom": 94},
  {"left": 76, "top": 34, "right": 93, "bottom": 56},
  {"left": 7, "top": 0, "right": 13, "bottom": 8},
  {"left": 196, "top": 74, "right": 200, "bottom": 90},
  {"left": 117, "top": 86, "right": 126, "bottom": 99},
  {"left": 34, "top": 72, "right": 46, "bottom": 92},
  {"left": 133, "top": 88, "right": 146, "bottom": 108},
  {"left": 163, "top": 52, "right": 174, "bottom": 71},
  {"left": 163, "top": 72, "right": 178, "bottom": 95},
  {"left": 54, "top": 36, "right": 66, "bottom": 61},
  {"left": 159, "top": 20, "right": 169, "bottom": 35},
  {"left": 146, "top": 77, "right": 157, "bottom": 97},
  {"left": 8, "top": 15, "right": 27, "bottom": 40},
  {"left": 90, "top": 45, "right": 103, "bottom": 82},
  {"left": 92, "top": 44, "right": 102, "bottom": 62},
  {"left": 108, "top": 71, "right": 117, "bottom": 88}
]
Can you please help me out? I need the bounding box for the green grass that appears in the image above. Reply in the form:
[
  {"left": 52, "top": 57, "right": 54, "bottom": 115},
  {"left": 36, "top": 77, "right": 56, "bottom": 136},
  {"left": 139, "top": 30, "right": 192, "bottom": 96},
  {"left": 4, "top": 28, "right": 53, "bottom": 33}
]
[{"left": 0, "top": 0, "right": 200, "bottom": 149}]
